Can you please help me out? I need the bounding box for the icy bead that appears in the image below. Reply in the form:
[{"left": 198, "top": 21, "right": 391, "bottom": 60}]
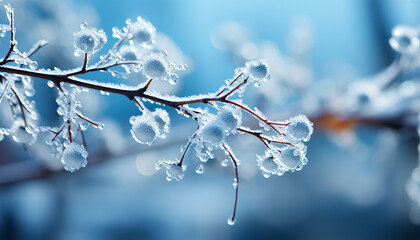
[
  {"left": 61, "top": 142, "right": 88, "bottom": 172},
  {"left": 29, "top": 61, "right": 38, "bottom": 70},
  {"left": 279, "top": 147, "right": 305, "bottom": 171},
  {"left": 246, "top": 59, "right": 269, "bottom": 80},
  {"left": 127, "top": 17, "right": 156, "bottom": 45},
  {"left": 196, "top": 165, "right": 204, "bottom": 174},
  {"left": 257, "top": 154, "right": 279, "bottom": 176},
  {"left": 221, "top": 159, "right": 229, "bottom": 167},
  {"left": 143, "top": 58, "right": 166, "bottom": 78},
  {"left": 200, "top": 120, "right": 225, "bottom": 145},
  {"left": 168, "top": 74, "right": 179, "bottom": 85},
  {"left": 74, "top": 25, "right": 107, "bottom": 55},
  {"left": 74, "top": 30, "right": 95, "bottom": 53},
  {"left": 130, "top": 115, "right": 159, "bottom": 145},
  {"left": 227, "top": 217, "right": 236, "bottom": 226},
  {"left": 286, "top": 114, "right": 313, "bottom": 142},
  {"left": 11, "top": 121, "right": 36, "bottom": 145},
  {"left": 157, "top": 159, "right": 186, "bottom": 181},
  {"left": 389, "top": 25, "right": 419, "bottom": 55},
  {"left": 118, "top": 45, "right": 139, "bottom": 61},
  {"left": 216, "top": 106, "right": 241, "bottom": 133}
]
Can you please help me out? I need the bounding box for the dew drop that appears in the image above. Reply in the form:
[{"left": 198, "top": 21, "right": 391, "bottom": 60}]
[
  {"left": 227, "top": 217, "right": 236, "bottom": 226},
  {"left": 196, "top": 164, "right": 204, "bottom": 174},
  {"left": 29, "top": 61, "right": 38, "bottom": 70},
  {"left": 221, "top": 159, "right": 229, "bottom": 167}
]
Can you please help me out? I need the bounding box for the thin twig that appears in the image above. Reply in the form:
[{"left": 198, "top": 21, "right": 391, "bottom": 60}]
[{"left": 223, "top": 144, "right": 239, "bottom": 224}]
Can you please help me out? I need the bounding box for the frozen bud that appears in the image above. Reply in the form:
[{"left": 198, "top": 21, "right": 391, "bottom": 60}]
[
  {"left": 130, "top": 114, "right": 159, "bottom": 145},
  {"left": 143, "top": 57, "right": 167, "bottom": 79},
  {"left": 74, "top": 24, "right": 107, "bottom": 56},
  {"left": 157, "top": 158, "right": 186, "bottom": 181},
  {"left": 127, "top": 17, "right": 156, "bottom": 45},
  {"left": 61, "top": 142, "right": 88, "bottom": 172},
  {"left": 279, "top": 146, "right": 307, "bottom": 171},
  {"left": 389, "top": 25, "right": 419, "bottom": 55},
  {"left": 11, "top": 120, "right": 36, "bottom": 145},
  {"left": 118, "top": 45, "right": 139, "bottom": 61},
  {"left": 200, "top": 120, "right": 225, "bottom": 145},
  {"left": 246, "top": 59, "right": 269, "bottom": 80},
  {"left": 216, "top": 106, "right": 241, "bottom": 133},
  {"left": 286, "top": 114, "right": 313, "bottom": 142},
  {"left": 257, "top": 151, "right": 279, "bottom": 177}
]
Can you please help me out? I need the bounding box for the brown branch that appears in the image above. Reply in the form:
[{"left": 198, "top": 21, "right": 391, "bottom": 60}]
[
  {"left": 0, "top": 65, "right": 287, "bottom": 140},
  {"left": 10, "top": 87, "right": 27, "bottom": 127},
  {"left": 76, "top": 112, "right": 99, "bottom": 127},
  {"left": 65, "top": 60, "right": 139, "bottom": 77},
  {"left": 216, "top": 73, "right": 243, "bottom": 97}
]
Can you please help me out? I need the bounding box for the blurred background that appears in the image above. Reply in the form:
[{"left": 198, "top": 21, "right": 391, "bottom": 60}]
[{"left": 1, "top": 0, "right": 420, "bottom": 239}]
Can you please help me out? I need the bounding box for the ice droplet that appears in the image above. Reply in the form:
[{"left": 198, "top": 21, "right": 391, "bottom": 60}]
[
  {"left": 227, "top": 217, "right": 236, "bottom": 226},
  {"left": 29, "top": 61, "right": 38, "bottom": 70},
  {"left": 221, "top": 159, "right": 229, "bottom": 167},
  {"left": 61, "top": 142, "right": 88, "bottom": 172},
  {"left": 196, "top": 164, "right": 204, "bottom": 174}
]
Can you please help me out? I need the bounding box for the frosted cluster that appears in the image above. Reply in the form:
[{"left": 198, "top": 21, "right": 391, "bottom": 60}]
[
  {"left": 257, "top": 151, "right": 280, "bottom": 177},
  {"left": 286, "top": 114, "right": 313, "bottom": 142},
  {"left": 257, "top": 144, "right": 308, "bottom": 178},
  {"left": 118, "top": 45, "right": 140, "bottom": 61},
  {"left": 129, "top": 109, "right": 170, "bottom": 145},
  {"left": 141, "top": 52, "right": 180, "bottom": 85},
  {"left": 216, "top": 105, "right": 242, "bottom": 132},
  {"left": 0, "top": 2, "right": 318, "bottom": 226},
  {"left": 156, "top": 158, "right": 186, "bottom": 181},
  {"left": 126, "top": 17, "right": 156, "bottom": 45},
  {"left": 246, "top": 59, "right": 269, "bottom": 80},
  {"left": 11, "top": 119, "right": 36, "bottom": 145},
  {"left": 61, "top": 142, "right": 88, "bottom": 172},
  {"left": 74, "top": 23, "right": 107, "bottom": 56},
  {"left": 389, "top": 25, "right": 419, "bottom": 55},
  {"left": 278, "top": 145, "right": 307, "bottom": 171},
  {"left": 56, "top": 87, "right": 81, "bottom": 122},
  {"left": 199, "top": 120, "right": 226, "bottom": 146},
  {"left": 130, "top": 114, "right": 159, "bottom": 145}
]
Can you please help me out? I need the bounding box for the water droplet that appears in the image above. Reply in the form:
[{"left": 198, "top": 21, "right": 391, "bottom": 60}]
[
  {"left": 221, "top": 159, "right": 229, "bottom": 167},
  {"left": 227, "top": 217, "right": 236, "bottom": 226},
  {"left": 29, "top": 61, "right": 38, "bottom": 70},
  {"left": 196, "top": 165, "right": 204, "bottom": 174}
]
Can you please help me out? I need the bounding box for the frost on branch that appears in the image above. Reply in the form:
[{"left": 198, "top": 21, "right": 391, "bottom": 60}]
[{"left": 0, "top": 2, "right": 313, "bottom": 225}]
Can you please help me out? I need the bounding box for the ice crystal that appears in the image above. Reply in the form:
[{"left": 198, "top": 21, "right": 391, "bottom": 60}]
[
  {"left": 286, "top": 114, "right": 313, "bottom": 142},
  {"left": 216, "top": 106, "right": 242, "bottom": 133},
  {"left": 156, "top": 158, "right": 186, "bottom": 181},
  {"left": 257, "top": 151, "right": 279, "bottom": 177},
  {"left": 246, "top": 59, "right": 270, "bottom": 82},
  {"left": 74, "top": 24, "right": 107, "bottom": 56},
  {"left": 199, "top": 120, "right": 226, "bottom": 146},
  {"left": 118, "top": 45, "right": 140, "bottom": 61},
  {"left": 11, "top": 120, "right": 36, "bottom": 145},
  {"left": 130, "top": 114, "right": 159, "bottom": 145},
  {"left": 278, "top": 146, "right": 307, "bottom": 171},
  {"left": 61, "top": 142, "right": 88, "bottom": 172},
  {"left": 126, "top": 17, "right": 156, "bottom": 45}
]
